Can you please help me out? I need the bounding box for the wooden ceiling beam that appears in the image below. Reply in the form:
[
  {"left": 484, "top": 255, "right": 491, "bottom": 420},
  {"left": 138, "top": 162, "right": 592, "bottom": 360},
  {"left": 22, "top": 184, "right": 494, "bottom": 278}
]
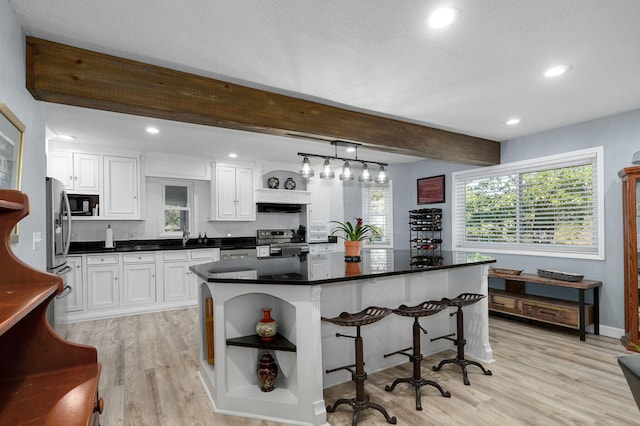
[{"left": 26, "top": 37, "right": 500, "bottom": 166}]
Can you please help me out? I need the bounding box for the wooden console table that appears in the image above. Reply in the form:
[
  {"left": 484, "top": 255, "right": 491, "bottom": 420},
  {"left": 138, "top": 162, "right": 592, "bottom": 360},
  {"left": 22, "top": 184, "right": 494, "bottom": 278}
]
[{"left": 488, "top": 270, "right": 601, "bottom": 341}]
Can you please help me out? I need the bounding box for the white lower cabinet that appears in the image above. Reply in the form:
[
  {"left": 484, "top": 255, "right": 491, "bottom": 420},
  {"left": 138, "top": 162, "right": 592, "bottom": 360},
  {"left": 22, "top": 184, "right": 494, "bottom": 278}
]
[
  {"left": 65, "top": 256, "right": 84, "bottom": 312},
  {"left": 87, "top": 261, "right": 120, "bottom": 311},
  {"left": 122, "top": 253, "right": 156, "bottom": 307},
  {"left": 64, "top": 248, "right": 221, "bottom": 322},
  {"left": 163, "top": 253, "right": 191, "bottom": 303}
]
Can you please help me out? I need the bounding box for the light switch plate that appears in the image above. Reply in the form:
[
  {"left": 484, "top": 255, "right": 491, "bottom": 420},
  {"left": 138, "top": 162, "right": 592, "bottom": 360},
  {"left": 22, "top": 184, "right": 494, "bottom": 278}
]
[{"left": 32, "top": 231, "right": 42, "bottom": 251}]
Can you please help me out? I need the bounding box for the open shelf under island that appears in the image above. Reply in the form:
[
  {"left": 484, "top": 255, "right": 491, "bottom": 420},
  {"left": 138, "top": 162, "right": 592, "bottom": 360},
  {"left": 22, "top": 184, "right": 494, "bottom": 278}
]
[{"left": 191, "top": 249, "right": 496, "bottom": 426}]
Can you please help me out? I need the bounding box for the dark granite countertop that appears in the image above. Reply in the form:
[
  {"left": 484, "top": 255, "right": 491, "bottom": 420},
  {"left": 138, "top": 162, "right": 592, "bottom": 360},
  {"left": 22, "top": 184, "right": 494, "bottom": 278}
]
[
  {"left": 191, "top": 250, "right": 495, "bottom": 285},
  {"left": 69, "top": 237, "right": 256, "bottom": 254}
]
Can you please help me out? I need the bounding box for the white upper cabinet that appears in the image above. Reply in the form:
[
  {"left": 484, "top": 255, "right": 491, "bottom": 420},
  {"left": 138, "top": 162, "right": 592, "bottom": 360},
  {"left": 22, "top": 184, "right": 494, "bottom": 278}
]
[
  {"left": 211, "top": 164, "right": 255, "bottom": 221},
  {"left": 103, "top": 155, "right": 140, "bottom": 219},
  {"left": 307, "top": 178, "right": 333, "bottom": 241},
  {"left": 48, "top": 151, "right": 100, "bottom": 193}
]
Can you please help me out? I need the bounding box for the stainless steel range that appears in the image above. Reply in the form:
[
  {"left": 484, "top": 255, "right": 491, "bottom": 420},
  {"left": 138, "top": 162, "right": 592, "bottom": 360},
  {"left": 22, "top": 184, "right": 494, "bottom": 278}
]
[{"left": 257, "top": 228, "right": 309, "bottom": 257}]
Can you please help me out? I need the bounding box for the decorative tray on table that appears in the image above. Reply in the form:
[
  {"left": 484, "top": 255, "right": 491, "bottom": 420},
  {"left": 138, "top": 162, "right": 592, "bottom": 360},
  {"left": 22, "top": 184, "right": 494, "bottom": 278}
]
[
  {"left": 536, "top": 269, "right": 584, "bottom": 282},
  {"left": 489, "top": 267, "right": 523, "bottom": 276}
]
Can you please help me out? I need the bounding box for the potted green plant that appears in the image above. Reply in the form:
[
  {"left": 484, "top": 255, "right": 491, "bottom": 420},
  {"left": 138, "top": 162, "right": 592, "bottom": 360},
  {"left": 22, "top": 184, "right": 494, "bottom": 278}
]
[{"left": 330, "top": 217, "right": 381, "bottom": 257}]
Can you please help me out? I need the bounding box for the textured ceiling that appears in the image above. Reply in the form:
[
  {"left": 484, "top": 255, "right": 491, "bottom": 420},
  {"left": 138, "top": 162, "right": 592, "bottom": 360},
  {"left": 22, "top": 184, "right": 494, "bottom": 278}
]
[{"left": 10, "top": 0, "right": 640, "bottom": 164}]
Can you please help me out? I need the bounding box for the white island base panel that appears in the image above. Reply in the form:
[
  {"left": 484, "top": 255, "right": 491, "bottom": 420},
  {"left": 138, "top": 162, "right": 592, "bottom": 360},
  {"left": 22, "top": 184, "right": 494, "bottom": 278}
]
[{"left": 198, "top": 263, "right": 494, "bottom": 426}]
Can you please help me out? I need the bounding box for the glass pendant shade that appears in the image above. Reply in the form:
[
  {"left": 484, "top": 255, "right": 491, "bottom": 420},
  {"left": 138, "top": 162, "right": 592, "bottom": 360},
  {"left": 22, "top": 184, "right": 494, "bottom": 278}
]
[
  {"left": 359, "top": 163, "right": 373, "bottom": 182},
  {"left": 319, "top": 158, "right": 335, "bottom": 179},
  {"left": 299, "top": 156, "right": 315, "bottom": 178},
  {"left": 339, "top": 161, "right": 354, "bottom": 181},
  {"left": 375, "top": 165, "right": 389, "bottom": 184}
]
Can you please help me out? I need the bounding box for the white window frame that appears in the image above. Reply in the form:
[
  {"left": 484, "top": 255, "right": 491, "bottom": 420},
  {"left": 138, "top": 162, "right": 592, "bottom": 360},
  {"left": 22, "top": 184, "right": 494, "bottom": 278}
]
[
  {"left": 452, "top": 147, "right": 604, "bottom": 260},
  {"left": 362, "top": 181, "right": 394, "bottom": 248},
  {"left": 158, "top": 179, "right": 194, "bottom": 237}
]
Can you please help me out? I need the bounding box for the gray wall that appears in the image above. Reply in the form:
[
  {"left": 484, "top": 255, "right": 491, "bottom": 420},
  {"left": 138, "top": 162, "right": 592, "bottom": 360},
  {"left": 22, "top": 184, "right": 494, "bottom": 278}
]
[
  {"left": 398, "top": 108, "right": 640, "bottom": 335},
  {"left": 1, "top": 2, "right": 47, "bottom": 268}
]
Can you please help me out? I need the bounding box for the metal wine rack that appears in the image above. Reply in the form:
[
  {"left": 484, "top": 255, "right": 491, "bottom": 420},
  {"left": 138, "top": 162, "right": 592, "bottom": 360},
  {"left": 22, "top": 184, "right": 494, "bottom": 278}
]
[{"left": 409, "top": 208, "right": 443, "bottom": 268}]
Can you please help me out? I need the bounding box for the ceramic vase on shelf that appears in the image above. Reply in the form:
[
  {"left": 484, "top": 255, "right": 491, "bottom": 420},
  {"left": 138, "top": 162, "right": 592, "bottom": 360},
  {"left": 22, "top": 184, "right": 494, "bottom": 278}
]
[
  {"left": 257, "top": 351, "right": 278, "bottom": 392},
  {"left": 256, "top": 308, "right": 278, "bottom": 341},
  {"left": 344, "top": 240, "right": 362, "bottom": 258}
]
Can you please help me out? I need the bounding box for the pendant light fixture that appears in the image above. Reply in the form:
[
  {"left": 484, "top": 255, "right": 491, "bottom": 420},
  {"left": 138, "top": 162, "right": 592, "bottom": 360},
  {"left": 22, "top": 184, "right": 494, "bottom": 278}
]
[
  {"left": 358, "top": 163, "right": 373, "bottom": 183},
  {"left": 340, "top": 161, "right": 354, "bottom": 181},
  {"left": 298, "top": 141, "right": 389, "bottom": 184},
  {"left": 319, "top": 158, "right": 335, "bottom": 179},
  {"left": 375, "top": 165, "right": 389, "bottom": 184},
  {"left": 299, "top": 156, "right": 315, "bottom": 178}
]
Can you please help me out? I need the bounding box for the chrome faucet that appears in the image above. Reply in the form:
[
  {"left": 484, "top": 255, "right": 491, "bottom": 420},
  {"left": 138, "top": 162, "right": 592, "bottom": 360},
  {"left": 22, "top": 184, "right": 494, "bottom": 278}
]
[{"left": 182, "top": 230, "right": 190, "bottom": 247}]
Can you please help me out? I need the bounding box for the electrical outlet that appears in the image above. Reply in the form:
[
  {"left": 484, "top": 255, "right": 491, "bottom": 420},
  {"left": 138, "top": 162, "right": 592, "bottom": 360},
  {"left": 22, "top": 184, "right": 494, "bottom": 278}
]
[{"left": 32, "top": 232, "right": 42, "bottom": 251}]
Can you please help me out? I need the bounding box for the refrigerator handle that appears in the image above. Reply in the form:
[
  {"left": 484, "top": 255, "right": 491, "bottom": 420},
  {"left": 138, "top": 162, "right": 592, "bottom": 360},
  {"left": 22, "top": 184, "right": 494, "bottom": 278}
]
[{"left": 62, "top": 190, "right": 72, "bottom": 257}]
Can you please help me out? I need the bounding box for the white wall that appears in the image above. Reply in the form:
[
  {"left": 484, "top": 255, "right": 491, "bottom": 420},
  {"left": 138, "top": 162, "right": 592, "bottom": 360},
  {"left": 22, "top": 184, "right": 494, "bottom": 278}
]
[{"left": 1, "top": 2, "right": 46, "bottom": 268}]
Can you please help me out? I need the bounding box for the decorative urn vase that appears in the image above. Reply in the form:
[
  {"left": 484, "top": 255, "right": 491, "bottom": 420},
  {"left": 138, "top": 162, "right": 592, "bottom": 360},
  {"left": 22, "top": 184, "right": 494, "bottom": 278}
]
[
  {"left": 256, "top": 308, "right": 278, "bottom": 341},
  {"left": 257, "top": 351, "right": 278, "bottom": 392},
  {"left": 344, "top": 240, "right": 362, "bottom": 258}
]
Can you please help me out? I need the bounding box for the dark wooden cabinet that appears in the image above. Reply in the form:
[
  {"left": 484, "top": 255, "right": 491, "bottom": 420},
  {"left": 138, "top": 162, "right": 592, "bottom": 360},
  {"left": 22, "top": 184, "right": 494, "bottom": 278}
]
[
  {"left": 0, "top": 190, "right": 103, "bottom": 424},
  {"left": 620, "top": 167, "right": 640, "bottom": 351}
]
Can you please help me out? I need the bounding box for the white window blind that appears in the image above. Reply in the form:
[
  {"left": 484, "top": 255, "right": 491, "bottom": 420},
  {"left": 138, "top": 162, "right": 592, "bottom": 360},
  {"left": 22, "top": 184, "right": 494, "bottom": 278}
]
[
  {"left": 452, "top": 147, "right": 604, "bottom": 259},
  {"left": 362, "top": 182, "right": 393, "bottom": 247}
]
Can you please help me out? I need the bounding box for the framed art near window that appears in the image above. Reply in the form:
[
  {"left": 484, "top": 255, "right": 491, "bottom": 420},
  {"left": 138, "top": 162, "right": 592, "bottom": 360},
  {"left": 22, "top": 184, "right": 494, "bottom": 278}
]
[
  {"left": 417, "top": 175, "right": 445, "bottom": 204},
  {"left": 0, "top": 102, "right": 25, "bottom": 192}
]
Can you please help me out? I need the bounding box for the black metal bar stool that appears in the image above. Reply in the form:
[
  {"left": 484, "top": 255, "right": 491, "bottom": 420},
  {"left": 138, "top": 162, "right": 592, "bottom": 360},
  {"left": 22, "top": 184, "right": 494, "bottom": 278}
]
[
  {"left": 383, "top": 300, "right": 451, "bottom": 410},
  {"left": 431, "top": 293, "right": 493, "bottom": 385},
  {"left": 322, "top": 306, "right": 397, "bottom": 425}
]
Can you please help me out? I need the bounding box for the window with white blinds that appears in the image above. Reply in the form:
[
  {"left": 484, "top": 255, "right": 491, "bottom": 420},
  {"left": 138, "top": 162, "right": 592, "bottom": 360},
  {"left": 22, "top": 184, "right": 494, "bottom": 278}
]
[
  {"left": 362, "top": 182, "right": 393, "bottom": 247},
  {"left": 452, "top": 147, "right": 604, "bottom": 259}
]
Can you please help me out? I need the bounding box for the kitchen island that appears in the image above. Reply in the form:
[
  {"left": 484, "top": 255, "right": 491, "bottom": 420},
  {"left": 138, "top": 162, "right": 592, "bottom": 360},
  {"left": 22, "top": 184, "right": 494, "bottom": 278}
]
[{"left": 191, "top": 250, "right": 495, "bottom": 426}]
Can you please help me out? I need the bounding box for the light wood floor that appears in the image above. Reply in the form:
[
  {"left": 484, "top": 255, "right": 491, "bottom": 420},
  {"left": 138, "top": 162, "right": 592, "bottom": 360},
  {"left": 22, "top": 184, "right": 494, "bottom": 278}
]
[{"left": 65, "top": 308, "right": 639, "bottom": 425}]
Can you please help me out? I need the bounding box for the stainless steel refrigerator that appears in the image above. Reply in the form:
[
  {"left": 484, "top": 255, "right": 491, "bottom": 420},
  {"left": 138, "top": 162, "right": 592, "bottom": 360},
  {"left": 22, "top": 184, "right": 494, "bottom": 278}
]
[{"left": 45, "top": 177, "right": 73, "bottom": 335}]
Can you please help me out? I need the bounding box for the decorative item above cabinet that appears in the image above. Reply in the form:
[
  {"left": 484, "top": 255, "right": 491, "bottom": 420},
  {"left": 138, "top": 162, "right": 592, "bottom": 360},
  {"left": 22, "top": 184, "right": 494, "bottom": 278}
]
[{"left": 255, "top": 170, "right": 311, "bottom": 204}]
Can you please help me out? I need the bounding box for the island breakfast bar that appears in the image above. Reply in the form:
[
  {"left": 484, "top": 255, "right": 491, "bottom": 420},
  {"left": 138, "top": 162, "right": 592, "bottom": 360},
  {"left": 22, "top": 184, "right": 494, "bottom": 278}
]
[{"left": 191, "top": 250, "right": 496, "bottom": 425}]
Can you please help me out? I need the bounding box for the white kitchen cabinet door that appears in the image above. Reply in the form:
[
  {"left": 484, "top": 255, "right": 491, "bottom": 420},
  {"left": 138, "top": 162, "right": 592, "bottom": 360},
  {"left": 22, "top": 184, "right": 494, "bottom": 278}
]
[
  {"left": 216, "top": 166, "right": 237, "bottom": 219},
  {"left": 87, "top": 265, "right": 120, "bottom": 310},
  {"left": 163, "top": 261, "right": 191, "bottom": 302},
  {"left": 103, "top": 155, "right": 140, "bottom": 219},
  {"left": 123, "top": 263, "right": 156, "bottom": 306},
  {"left": 213, "top": 165, "right": 255, "bottom": 221},
  {"left": 47, "top": 151, "right": 100, "bottom": 192},
  {"left": 234, "top": 167, "right": 255, "bottom": 220},
  {"left": 64, "top": 256, "right": 84, "bottom": 312},
  {"left": 47, "top": 150, "right": 74, "bottom": 189},
  {"left": 307, "top": 178, "right": 332, "bottom": 241},
  {"left": 73, "top": 153, "right": 101, "bottom": 192}
]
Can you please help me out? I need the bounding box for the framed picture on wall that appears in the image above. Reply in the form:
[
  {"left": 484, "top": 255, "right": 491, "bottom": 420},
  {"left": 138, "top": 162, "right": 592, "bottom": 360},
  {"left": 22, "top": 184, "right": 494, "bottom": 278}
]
[
  {"left": 417, "top": 175, "right": 445, "bottom": 204},
  {"left": 0, "top": 101, "right": 25, "bottom": 244},
  {"left": 0, "top": 102, "right": 25, "bottom": 192}
]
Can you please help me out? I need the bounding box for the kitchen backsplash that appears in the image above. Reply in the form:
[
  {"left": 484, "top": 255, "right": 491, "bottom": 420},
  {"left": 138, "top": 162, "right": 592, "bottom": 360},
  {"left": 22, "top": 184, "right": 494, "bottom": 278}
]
[{"left": 71, "top": 213, "right": 303, "bottom": 242}]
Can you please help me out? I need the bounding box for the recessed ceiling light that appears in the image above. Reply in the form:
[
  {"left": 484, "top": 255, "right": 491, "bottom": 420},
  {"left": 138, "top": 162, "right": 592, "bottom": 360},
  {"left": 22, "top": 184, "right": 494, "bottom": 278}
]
[
  {"left": 228, "top": 153, "right": 238, "bottom": 158},
  {"left": 427, "top": 7, "right": 459, "bottom": 28},
  {"left": 57, "top": 134, "right": 76, "bottom": 140},
  {"left": 145, "top": 126, "right": 159, "bottom": 134},
  {"left": 506, "top": 118, "right": 521, "bottom": 126},
  {"left": 544, "top": 65, "right": 571, "bottom": 78},
  {"left": 345, "top": 147, "right": 356, "bottom": 153}
]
